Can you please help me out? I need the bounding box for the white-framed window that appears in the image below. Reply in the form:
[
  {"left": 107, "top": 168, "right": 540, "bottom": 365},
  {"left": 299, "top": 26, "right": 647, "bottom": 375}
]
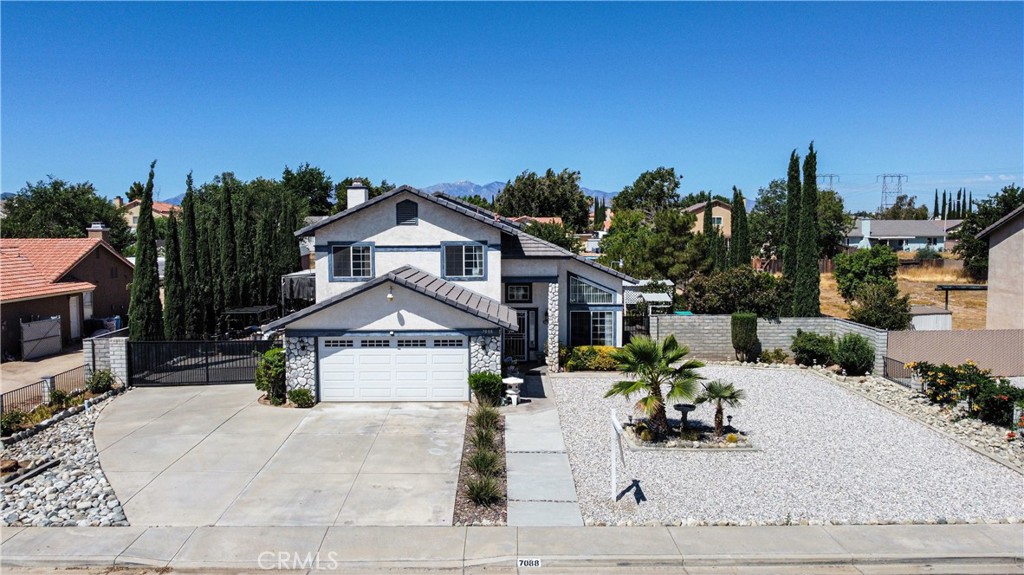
[
  {"left": 569, "top": 275, "right": 614, "bottom": 304},
  {"left": 331, "top": 244, "right": 373, "bottom": 279},
  {"left": 442, "top": 243, "right": 485, "bottom": 278},
  {"left": 505, "top": 283, "right": 532, "bottom": 303},
  {"left": 570, "top": 311, "right": 613, "bottom": 347},
  {"left": 711, "top": 216, "right": 723, "bottom": 228}
]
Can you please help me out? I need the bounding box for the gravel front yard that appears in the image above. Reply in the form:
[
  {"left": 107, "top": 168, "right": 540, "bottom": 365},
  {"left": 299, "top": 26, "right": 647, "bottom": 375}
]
[{"left": 552, "top": 366, "right": 1024, "bottom": 526}]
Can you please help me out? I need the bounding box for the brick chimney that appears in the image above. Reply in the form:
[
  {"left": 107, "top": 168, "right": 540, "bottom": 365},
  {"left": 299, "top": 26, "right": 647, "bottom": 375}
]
[
  {"left": 87, "top": 222, "right": 110, "bottom": 243},
  {"left": 347, "top": 180, "right": 368, "bottom": 208}
]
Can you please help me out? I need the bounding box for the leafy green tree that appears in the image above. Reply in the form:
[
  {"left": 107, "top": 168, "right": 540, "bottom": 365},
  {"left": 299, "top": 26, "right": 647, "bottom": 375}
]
[
  {"left": 126, "top": 181, "right": 145, "bottom": 202},
  {"left": 218, "top": 173, "right": 240, "bottom": 313},
  {"left": 180, "top": 173, "right": 203, "bottom": 339},
  {"left": 695, "top": 380, "right": 745, "bottom": 435},
  {"left": 679, "top": 191, "right": 730, "bottom": 209},
  {"left": 647, "top": 210, "right": 702, "bottom": 284},
  {"left": 848, "top": 283, "right": 912, "bottom": 330},
  {"left": 494, "top": 169, "right": 590, "bottom": 231},
  {"left": 282, "top": 163, "right": 334, "bottom": 216},
  {"left": 612, "top": 167, "right": 681, "bottom": 222},
  {"left": 599, "top": 209, "right": 656, "bottom": 279},
  {"left": 162, "top": 211, "right": 185, "bottom": 340},
  {"left": 605, "top": 335, "right": 704, "bottom": 437},
  {"left": 782, "top": 150, "right": 802, "bottom": 290},
  {"left": 128, "top": 161, "right": 164, "bottom": 341},
  {"left": 748, "top": 179, "right": 787, "bottom": 259},
  {"left": 817, "top": 190, "right": 852, "bottom": 258},
  {"left": 460, "top": 194, "right": 494, "bottom": 211},
  {"left": 792, "top": 143, "right": 820, "bottom": 317},
  {"left": 879, "top": 194, "right": 929, "bottom": 220},
  {"left": 833, "top": 245, "right": 898, "bottom": 301},
  {"left": 1, "top": 177, "right": 133, "bottom": 252},
  {"left": 523, "top": 221, "right": 581, "bottom": 254},
  {"left": 951, "top": 184, "right": 1024, "bottom": 280},
  {"left": 683, "top": 267, "right": 786, "bottom": 317},
  {"left": 728, "top": 186, "right": 750, "bottom": 268}
]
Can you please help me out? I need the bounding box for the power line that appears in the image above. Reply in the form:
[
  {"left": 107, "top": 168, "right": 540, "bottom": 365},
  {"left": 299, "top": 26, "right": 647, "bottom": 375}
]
[
  {"left": 876, "top": 173, "right": 907, "bottom": 211},
  {"left": 817, "top": 174, "right": 839, "bottom": 191}
]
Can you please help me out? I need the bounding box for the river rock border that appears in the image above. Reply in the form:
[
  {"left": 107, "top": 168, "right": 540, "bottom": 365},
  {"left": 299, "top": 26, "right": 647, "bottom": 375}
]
[{"left": 2, "top": 388, "right": 123, "bottom": 446}]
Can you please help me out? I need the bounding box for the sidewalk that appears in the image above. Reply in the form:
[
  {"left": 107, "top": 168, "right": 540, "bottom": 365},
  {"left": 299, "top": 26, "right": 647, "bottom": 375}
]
[
  {"left": 2, "top": 524, "right": 1021, "bottom": 573},
  {"left": 503, "top": 374, "right": 583, "bottom": 527}
]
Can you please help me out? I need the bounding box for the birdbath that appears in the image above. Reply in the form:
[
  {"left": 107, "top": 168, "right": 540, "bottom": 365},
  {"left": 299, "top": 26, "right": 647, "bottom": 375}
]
[
  {"left": 674, "top": 403, "right": 696, "bottom": 434},
  {"left": 503, "top": 376, "right": 524, "bottom": 407}
]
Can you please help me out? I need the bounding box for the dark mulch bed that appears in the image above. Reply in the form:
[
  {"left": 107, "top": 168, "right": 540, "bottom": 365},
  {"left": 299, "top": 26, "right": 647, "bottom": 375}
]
[{"left": 452, "top": 407, "right": 507, "bottom": 525}]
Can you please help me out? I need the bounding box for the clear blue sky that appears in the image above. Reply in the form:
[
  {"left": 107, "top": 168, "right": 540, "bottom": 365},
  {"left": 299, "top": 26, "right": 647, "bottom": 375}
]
[{"left": 3, "top": 2, "right": 1022, "bottom": 213}]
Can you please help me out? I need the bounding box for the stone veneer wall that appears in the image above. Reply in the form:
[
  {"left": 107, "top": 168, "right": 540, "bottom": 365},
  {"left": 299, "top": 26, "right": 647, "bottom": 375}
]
[
  {"left": 470, "top": 335, "right": 501, "bottom": 374},
  {"left": 546, "top": 282, "right": 560, "bottom": 372},
  {"left": 285, "top": 336, "right": 316, "bottom": 394}
]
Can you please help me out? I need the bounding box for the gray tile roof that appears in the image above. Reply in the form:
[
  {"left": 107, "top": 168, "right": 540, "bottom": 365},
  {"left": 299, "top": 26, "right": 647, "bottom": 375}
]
[
  {"left": 847, "top": 219, "right": 961, "bottom": 239},
  {"left": 264, "top": 265, "right": 518, "bottom": 332}
]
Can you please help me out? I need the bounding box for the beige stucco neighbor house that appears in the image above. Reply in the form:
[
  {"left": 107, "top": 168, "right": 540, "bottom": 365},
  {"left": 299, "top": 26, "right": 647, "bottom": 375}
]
[
  {"left": 977, "top": 204, "right": 1024, "bottom": 329},
  {"left": 114, "top": 197, "right": 180, "bottom": 232},
  {"left": 684, "top": 200, "right": 732, "bottom": 239},
  {"left": 265, "top": 182, "right": 634, "bottom": 404}
]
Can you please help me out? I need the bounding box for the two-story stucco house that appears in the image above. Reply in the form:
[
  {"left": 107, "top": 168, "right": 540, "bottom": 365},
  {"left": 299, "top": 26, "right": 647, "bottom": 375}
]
[{"left": 265, "top": 182, "right": 634, "bottom": 403}]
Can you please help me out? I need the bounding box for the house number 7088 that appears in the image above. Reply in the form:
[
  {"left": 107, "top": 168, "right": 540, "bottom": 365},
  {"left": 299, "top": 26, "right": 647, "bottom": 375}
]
[{"left": 518, "top": 558, "right": 542, "bottom": 568}]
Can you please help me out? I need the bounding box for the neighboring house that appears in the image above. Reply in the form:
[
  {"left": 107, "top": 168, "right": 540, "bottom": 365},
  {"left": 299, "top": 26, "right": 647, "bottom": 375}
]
[
  {"left": 910, "top": 305, "right": 952, "bottom": 331},
  {"left": 846, "top": 219, "right": 962, "bottom": 252},
  {"left": 0, "top": 224, "right": 134, "bottom": 359},
  {"left": 685, "top": 200, "right": 732, "bottom": 238},
  {"left": 510, "top": 216, "right": 563, "bottom": 226},
  {"left": 976, "top": 204, "right": 1024, "bottom": 330},
  {"left": 265, "top": 182, "right": 634, "bottom": 403},
  {"left": 114, "top": 196, "right": 180, "bottom": 232},
  {"left": 624, "top": 279, "right": 674, "bottom": 315}
]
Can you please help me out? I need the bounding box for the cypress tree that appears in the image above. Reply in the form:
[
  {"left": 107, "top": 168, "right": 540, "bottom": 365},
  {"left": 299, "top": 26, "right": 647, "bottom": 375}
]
[
  {"left": 956, "top": 189, "right": 963, "bottom": 218},
  {"left": 128, "top": 160, "right": 164, "bottom": 340},
  {"left": 162, "top": 211, "right": 185, "bottom": 340},
  {"left": 782, "top": 150, "right": 802, "bottom": 282},
  {"left": 941, "top": 190, "right": 947, "bottom": 219},
  {"left": 219, "top": 174, "right": 239, "bottom": 312},
  {"left": 792, "top": 143, "right": 820, "bottom": 317},
  {"left": 933, "top": 190, "right": 939, "bottom": 219},
  {"left": 968, "top": 191, "right": 973, "bottom": 214},
  {"left": 729, "top": 186, "right": 750, "bottom": 268},
  {"left": 254, "top": 209, "right": 276, "bottom": 305},
  {"left": 180, "top": 174, "right": 203, "bottom": 339},
  {"left": 206, "top": 207, "right": 223, "bottom": 335}
]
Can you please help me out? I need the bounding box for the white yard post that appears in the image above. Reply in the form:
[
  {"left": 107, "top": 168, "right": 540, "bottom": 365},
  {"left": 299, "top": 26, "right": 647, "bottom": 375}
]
[{"left": 611, "top": 409, "right": 617, "bottom": 500}]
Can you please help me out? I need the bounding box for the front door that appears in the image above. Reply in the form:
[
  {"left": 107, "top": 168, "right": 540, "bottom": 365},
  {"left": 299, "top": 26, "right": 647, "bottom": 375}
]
[{"left": 504, "top": 310, "right": 529, "bottom": 361}]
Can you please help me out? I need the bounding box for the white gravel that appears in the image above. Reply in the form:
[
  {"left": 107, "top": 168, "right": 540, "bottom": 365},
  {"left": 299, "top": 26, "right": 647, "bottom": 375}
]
[{"left": 551, "top": 366, "right": 1024, "bottom": 525}]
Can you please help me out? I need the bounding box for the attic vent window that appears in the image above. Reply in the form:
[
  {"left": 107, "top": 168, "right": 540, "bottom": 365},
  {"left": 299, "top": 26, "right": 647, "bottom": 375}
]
[{"left": 396, "top": 200, "right": 418, "bottom": 225}]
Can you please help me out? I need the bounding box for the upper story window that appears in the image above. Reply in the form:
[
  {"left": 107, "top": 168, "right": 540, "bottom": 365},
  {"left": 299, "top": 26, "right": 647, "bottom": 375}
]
[
  {"left": 396, "top": 200, "right": 418, "bottom": 225},
  {"left": 442, "top": 242, "right": 485, "bottom": 279},
  {"left": 569, "top": 275, "right": 614, "bottom": 304},
  {"left": 711, "top": 216, "right": 723, "bottom": 228},
  {"left": 331, "top": 244, "right": 373, "bottom": 280}
]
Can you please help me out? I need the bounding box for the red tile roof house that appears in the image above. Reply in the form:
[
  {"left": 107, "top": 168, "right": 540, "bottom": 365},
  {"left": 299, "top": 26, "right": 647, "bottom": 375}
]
[{"left": 0, "top": 225, "right": 134, "bottom": 360}]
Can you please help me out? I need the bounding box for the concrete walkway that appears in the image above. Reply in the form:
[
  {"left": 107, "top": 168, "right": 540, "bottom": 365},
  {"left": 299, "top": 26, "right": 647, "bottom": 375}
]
[
  {"left": 503, "top": 374, "right": 583, "bottom": 526},
  {"left": 2, "top": 524, "right": 1021, "bottom": 572}
]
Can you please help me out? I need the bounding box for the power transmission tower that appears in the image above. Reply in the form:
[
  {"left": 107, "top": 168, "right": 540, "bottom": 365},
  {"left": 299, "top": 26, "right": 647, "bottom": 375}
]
[
  {"left": 876, "top": 174, "right": 907, "bottom": 212},
  {"left": 818, "top": 174, "right": 839, "bottom": 191}
]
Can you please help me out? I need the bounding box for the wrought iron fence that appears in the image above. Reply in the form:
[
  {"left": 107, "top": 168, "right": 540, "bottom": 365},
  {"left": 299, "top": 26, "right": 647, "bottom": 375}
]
[
  {"left": 128, "top": 339, "right": 274, "bottom": 387},
  {"left": 882, "top": 356, "right": 919, "bottom": 391},
  {"left": 1, "top": 365, "right": 87, "bottom": 415}
]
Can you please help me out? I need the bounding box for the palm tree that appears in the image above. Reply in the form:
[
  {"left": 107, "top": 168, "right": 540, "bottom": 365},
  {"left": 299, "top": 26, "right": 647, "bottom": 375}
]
[
  {"left": 695, "top": 380, "right": 746, "bottom": 435},
  {"left": 605, "top": 335, "right": 704, "bottom": 437}
]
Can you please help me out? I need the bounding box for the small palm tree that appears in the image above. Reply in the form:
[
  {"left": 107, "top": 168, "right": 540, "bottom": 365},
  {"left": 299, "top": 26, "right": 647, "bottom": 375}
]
[
  {"left": 695, "top": 380, "right": 746, "bottom": 435},
  {"left": 605, "top": 335, "right": 704, "bottom": 437}
]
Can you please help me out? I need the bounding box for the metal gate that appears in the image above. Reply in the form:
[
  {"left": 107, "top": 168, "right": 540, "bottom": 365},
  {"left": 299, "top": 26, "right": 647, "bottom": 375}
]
[
  {"left": 21, "top": 316, "right": 62, "bottom": 360},
  {"left": 623, "top": 314, "right": 649, "bottom": 344},
  {"left": 128, "top": 340, "right": 274, "bottom": 387}
]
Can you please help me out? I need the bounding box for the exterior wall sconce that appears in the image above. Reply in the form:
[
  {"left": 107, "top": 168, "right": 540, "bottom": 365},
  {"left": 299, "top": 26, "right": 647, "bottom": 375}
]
[{"left": 386, "top": 287, "right": 394, "bottom": 302}]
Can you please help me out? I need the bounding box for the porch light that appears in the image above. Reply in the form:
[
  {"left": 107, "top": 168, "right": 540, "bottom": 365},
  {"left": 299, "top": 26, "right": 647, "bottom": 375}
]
[{"left": 387, "top": 287, "right": 394, "bottom": 302}]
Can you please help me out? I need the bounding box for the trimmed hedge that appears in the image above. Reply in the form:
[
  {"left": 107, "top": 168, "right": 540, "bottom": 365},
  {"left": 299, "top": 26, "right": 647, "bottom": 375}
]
[
  {"left": 833, "top": 333, "right": 875, "bottom": 376},
  {"left": 563, "top": 346, "right": 619, "bottom": 372},
  {"left": 790, "top": 329, "right": 835, "bottom": 367},
  {"left": 468, "top": 372, "right": 503, "bottom": 404},
  {"left": 730, "top": 312, "right": 758, "bottom": 362}
]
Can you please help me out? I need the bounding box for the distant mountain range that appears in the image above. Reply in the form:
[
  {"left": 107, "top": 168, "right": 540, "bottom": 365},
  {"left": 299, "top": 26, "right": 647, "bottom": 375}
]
[{"left": 158, "top": 181, "right": 615, "bottom": 206}]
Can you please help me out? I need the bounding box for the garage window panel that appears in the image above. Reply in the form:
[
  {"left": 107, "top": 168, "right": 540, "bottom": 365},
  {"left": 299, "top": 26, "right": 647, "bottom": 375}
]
[
  {"left": 360, "top": 339, "right": 391, "bottom": 348},
  {"left": 398, "top": 339, "right": 427, "bottom": 348},
  {"left": 323, "top": 339, "right": 354, "bottom": 348},
  {"left": 433, "top": 338, "right": 465, "bottom": 347}
]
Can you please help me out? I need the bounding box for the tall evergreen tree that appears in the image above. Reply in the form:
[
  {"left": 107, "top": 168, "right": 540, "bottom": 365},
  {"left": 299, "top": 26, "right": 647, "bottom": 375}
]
[
  {"left": 792, "top": 143, "right": 820, "bottom": 317},
  {"left": 729, "top": 186, "right": 750, "bottom": 268},
  {"left": 956, "top": 189, "right": 963, "bottom": 218},
  {"left": 941, "top": 190, "right": 948, "bottom": 219},
  {"left": 782, "top": 150, "right": 802, "bottom": 283},
  {"left": 128, "top": 160, "right": 164, "bottom": 340},
  {"left": 180, "top": 174, "right": 203, "bottom": 339},
  {"left": 219, "top": 174, "right": 239, "bottom": 313},
  {"left": 162, "top": 211, "right": 185, "bottom": 340},
  {"left": 933, "top": 190, "right": 939, "bottom": 219},
  {"left": 968, "top": 191, "right": 973, "bottom": 214}
]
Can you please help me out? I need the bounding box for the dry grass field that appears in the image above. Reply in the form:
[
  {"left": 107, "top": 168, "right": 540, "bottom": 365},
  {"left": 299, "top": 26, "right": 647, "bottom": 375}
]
[{"left": 819, "top": 267, "right": 987, "bottom": 330}]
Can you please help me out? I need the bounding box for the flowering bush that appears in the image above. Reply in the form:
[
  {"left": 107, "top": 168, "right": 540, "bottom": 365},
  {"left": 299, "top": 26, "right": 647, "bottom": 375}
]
[{"left": 908, "top": 360, "right": 1024, "bottom": 427}]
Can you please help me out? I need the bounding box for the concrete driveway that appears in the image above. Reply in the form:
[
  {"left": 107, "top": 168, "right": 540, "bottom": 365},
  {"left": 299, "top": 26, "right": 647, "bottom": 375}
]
[
  {"left": 0, "top": 345, "right": 84, "bottom": 392},
  {"left": 94, "top": 385, "right": 466, "bottom": 527}
]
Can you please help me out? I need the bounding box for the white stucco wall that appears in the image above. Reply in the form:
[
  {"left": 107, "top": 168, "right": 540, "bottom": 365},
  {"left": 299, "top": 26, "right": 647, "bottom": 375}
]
[
  {"left": 313, "top": 191, "right": 503, "bottom": 302},
  {"left": 288, "top": 282, "right": 497, "bottom": 332}
]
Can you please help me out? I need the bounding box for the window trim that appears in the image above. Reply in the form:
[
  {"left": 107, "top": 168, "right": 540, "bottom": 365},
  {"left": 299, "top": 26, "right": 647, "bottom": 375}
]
[
  {"left": 440, "top": 241, "right": 487, "bottom": 281},
  {"left": 396, "top": 199, "right": 419, "bottom": 226},
  {"left": 505, "top": 283, "right": 532, "bottom": 303},
  {"left": 328, "top": 242, "right": 375, "bottom": 282}
]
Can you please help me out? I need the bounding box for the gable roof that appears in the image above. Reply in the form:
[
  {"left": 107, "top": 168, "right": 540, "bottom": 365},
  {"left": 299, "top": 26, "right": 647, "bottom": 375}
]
[
  {"left": 976, "top": 204, "right": 1024, "bottom": 240},
  {"left": 295, "top": 186, "right": 636, "bottom": 282},
  {"left": 0, "top": 238, "right": 132, "bottom": 303},
  {"left": 265, "top": 265, "right": 518, "bottom": 331},
  {"left": 683, "top": 199, "right": 731, "bottom": 213},
  {"left": 847, "top": 219, "right": 958, "bottom": 239},
  {"left": 125, "top": 199, "right": 180, "bottom": 216},
  {"left": 510, "top": 215, "right": 563, "bottom": 226}
]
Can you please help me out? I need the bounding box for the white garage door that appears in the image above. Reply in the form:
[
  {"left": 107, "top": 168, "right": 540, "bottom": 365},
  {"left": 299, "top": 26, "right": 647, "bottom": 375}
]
[{"left": 318, "top": 336, "right": 469, "bottom": 402}]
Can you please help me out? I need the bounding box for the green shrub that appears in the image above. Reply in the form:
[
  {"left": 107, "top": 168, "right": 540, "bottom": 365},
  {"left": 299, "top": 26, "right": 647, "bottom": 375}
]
[
  {"left": 47, "top": 388, "right": 70, "bottom": 409},
  {"left": 255, "top": 347, "right": 286, "bottom": 405},
  {"left": 288, "top": 388, "right": 315, "bottom": 408},
  {"left": 909, "top": 360, "right": 1024, "bottom": 428},
  {"left": 470, "top": 426, "right": 496, "bottom": 451},
  {"left": 833, "top": 333, "right": 875, "bottom": 375},
  {"left": 86, "top": 370, "right": 115, "bottom": 394},
  {"left": 730, "top": 312, "right": 758, "bottom": 361},
  {"left": 1, "top": 410, "right": 27, "bottom": 436},
  {"left": 564, "top": 346, "right": 619, "bottom": 372},
  {"left": 909, "top": 361, "right": 961, "bottom": 404},
  {"left": 685, "top": 267, "right": 785, "bottom": 317},
  {"left": 790, "top": 329, "right": 835, "bottom": 366},
  {"left": 848, "top": 282, "right": 912, "bottom": 330},
  {"left": 467, "top": 449, "right": 502, "bottom": 476},
  {"left": 471, "top": 403, "right": 500, "bottom": 431},
  {"left": 915, "top": 246, "right": 941, "bottom": 260},
  {"left": 833, "top": 245, "right": 899, "bottom": 301},
  {"left": 468, "top": 372, "right": 503, "bottom": 404},
  {"left": 758, "top": 348, "right": 789, "bottom": 364},
  {"left": 26, "top": 404, "right": 54, "bottom": 425},
  {"left": 975, "top": 379, "right": 1024, "bottom": 427},
  {"left": 466, "top": 475, "right": 501, "bottom": 506}
]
